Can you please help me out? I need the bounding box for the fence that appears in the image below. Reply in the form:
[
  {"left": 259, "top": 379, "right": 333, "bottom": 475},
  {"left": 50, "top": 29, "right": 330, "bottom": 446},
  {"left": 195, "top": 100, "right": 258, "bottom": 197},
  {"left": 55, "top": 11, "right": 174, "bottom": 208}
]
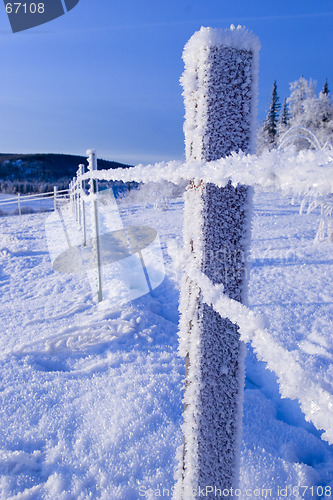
[
  {"left": 20, "top": 25, "right": 333, "bottom": 500},
  {"left": 61, "top": 141, "right": 333, "bottom": 493},
  {"left": 0, "top": 187, "right": 69, "bottom": 216},
  {"left": 50, "top": 153, "right": 166, "bottom": 312},
  {"left": 64, "top": 147, "right": 333, "bottom": 497}
]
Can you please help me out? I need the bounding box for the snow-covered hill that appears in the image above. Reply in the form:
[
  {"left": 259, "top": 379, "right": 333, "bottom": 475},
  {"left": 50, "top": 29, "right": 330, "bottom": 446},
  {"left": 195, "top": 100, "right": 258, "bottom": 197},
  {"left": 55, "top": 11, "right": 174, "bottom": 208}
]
[{"left": 0, "top": 190, "right": 332, "bottom": 499}]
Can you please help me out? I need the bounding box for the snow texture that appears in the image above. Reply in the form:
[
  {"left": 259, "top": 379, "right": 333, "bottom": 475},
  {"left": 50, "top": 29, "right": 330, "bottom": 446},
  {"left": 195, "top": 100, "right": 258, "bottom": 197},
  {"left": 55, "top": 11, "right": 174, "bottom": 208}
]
[
  {"left": 181, "top": 26, "right": 260, "bottom": 160},
  {"left": 173, "top": 27, "right": 259, "bottom": 499},
  {"left": 0, "top": 191, "right": 333, "bottom": 498}
]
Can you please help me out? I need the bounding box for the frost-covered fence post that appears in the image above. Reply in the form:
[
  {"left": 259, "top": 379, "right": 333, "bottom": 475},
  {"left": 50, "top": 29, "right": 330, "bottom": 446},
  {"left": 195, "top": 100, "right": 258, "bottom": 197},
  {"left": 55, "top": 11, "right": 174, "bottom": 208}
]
[
  {"left": 76, "top": 166, "right": 82, "bottom": 229},
  {"left": 74, "top": 178, "right": 78, "bottom": 221},
  {"left": 53, "top": 186, "right": 58, "bottom": 211},
  {"left": 175, "top": 27, "right": 260, "bottom": 499},
  {"left": 69, "top": 181, "right": 72, "bottom": 212},
  {"left": 17, "top": 192, "right": 21, "bottom": 217},
  {"left": 71, "top": 180, "right": 75, "bottom": 215},
  {"left": 78, "top": 164, "right": 87, "bottom": 247},
  {"left": 87, "top": 149, "right": 103, "bottom": 302}
]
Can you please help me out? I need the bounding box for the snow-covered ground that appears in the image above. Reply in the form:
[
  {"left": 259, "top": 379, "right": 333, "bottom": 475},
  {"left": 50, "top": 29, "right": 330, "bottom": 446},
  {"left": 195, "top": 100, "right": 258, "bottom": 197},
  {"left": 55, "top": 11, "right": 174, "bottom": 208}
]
[{"left": 0, "top": 188, "right": 332, "bottom": 499}]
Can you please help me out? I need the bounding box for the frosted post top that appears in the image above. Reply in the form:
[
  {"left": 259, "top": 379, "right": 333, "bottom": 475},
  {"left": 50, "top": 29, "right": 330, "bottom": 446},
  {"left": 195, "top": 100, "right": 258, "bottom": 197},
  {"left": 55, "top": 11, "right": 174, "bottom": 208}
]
[{"left": 182, "top": 26, "right": 261, "bottom": 59}]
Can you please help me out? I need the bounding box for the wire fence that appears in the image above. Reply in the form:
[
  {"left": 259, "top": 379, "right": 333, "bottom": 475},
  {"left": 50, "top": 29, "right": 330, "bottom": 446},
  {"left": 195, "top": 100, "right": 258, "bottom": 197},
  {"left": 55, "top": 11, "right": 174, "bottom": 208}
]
[
  {"left": 64, "top": 147, "right": 333, "bottom": 447},
  {"left": 1, "top": 146, "right": 332, "bottom": 444},
  {"left": 67, "top": 148, "right": 333, "bottom": 301},
  {"left": 0, "top": 187, "right": 70, "bottom": 216},
  {"left": 2, "top": 26, "right": 332, "bottom": 493}
]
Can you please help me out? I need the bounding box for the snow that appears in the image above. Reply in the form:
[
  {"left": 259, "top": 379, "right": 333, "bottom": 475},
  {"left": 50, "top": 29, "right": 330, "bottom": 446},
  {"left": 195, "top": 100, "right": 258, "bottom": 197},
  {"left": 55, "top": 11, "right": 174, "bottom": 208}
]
[
  {"left": 181, "top": 26, "right": 260, "bottom": 159},
  {"left": 1, "top": 186, "right": 333, "bottom": 499},
  {"left": 0, "top": 198, "right": 183, "bottom": 499}
]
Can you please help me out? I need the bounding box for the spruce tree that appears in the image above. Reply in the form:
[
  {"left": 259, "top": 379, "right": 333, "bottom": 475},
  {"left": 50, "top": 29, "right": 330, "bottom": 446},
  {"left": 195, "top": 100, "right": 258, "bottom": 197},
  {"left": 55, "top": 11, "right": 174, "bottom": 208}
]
[
  {"left": 257, "top": 80, "right": 281, "bottom": 153},
  {"left": 276, "top": 97, "right": 290, "bottom": 145},
  {"left": 280, "top": 97, "right": 290, "bottom": 126},
  {"left": 322, "top": 78, "right": 329, "bottom": 95}
]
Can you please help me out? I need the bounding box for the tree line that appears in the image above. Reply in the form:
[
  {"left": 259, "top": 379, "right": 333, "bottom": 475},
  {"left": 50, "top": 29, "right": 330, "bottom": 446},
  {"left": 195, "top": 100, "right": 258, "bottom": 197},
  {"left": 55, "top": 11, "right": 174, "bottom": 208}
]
[
  {"left": 257, "top": 77, "right": 333, "bottom": 153},
  {"left": 0, "top": 153, "right": 133, "bottom": 194}
]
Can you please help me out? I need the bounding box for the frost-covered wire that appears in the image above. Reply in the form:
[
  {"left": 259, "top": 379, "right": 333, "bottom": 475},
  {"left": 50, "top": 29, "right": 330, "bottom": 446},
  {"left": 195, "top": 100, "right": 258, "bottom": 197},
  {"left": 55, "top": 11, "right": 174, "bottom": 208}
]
[
  {"left": 186, "top": 262, "right": 333, "bottom": 445},
  {"left": 79, "top": 147, "right": 333, "bottom": 198}
]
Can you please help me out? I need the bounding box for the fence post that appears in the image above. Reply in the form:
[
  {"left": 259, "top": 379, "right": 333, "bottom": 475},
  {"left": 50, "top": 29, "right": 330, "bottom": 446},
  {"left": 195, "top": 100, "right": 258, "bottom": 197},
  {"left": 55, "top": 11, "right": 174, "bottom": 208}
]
[
  {"left": 72, "top": 179, "right": 76, "bottom": 216},
  {"left": 76, "top": 167, "right": 82, "bottom": 228},
  {"left": 17, "top": 192, "right": 21, "bottom": 217},
  {"left": 53, "top": 186, "right": 58, "bottom": 211},
  {"left": 176, "top": 27, "right": 260, "bottom": 499},
  {"left": 70, "top": 180, "right": 74, "bottom": 214},
  {"left": 76, "top": 176, "right": 81, "bottom": 224},
  {"left": 74, "top": 179, "right": 78, "bottom": 221},
  {"left": 79, "top": 164, "right": 87, "bottom": 246},
  {"left": 87, "top": 149, "right": 103, "bottom": 302}
]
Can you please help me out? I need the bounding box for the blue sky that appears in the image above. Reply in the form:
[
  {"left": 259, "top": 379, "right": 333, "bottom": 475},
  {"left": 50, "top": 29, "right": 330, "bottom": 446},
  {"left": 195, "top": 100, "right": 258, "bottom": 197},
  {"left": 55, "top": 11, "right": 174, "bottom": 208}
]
[{"left": 0, "top": 0, "right": 332, "bottom": 165}]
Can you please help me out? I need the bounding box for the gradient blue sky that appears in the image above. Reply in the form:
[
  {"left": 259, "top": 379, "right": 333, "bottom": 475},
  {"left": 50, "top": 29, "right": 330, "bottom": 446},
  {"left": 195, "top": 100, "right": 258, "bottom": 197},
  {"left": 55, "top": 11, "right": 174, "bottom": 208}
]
[{"left": 0, "top": 0, "right": 332, "bottom": 165}]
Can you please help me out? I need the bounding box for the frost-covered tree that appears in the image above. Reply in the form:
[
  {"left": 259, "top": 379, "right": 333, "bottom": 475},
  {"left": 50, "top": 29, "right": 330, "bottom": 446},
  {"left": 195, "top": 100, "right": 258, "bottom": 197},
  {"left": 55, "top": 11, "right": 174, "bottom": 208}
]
[
  {"left": 259, "top": 76, "right": 333, "bottom": 152},
  {"left": 287, "top": 76, "right": 316, "bottom": 128},
  {"left": 287, "top": 77, "right": 333, "bottom": 148},
  {"left": 305, "top": 86, "right": 333, "bottom": 147},
  {"left": 257, "top": 80, "right": 281, "bottom": 153}
]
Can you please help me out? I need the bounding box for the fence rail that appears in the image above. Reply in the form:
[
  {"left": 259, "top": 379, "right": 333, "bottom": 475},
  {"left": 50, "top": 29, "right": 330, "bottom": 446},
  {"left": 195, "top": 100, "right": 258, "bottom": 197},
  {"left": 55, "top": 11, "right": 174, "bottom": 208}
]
[
  {"left": 62, "top": 146, "right": 333, "bottom": 451},
  {"left": 0, "top": 188, "right": 70, "bottom": 215},
  {"left": 77, "top": 147, "right": 333, "bottom": 197}
]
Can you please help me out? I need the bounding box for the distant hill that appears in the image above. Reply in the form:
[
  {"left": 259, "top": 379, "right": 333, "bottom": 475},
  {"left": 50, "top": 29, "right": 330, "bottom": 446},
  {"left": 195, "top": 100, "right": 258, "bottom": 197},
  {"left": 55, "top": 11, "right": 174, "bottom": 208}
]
[
  {"left": 0, "top": 153, "right": 134, "bottom": 194},
  {"left": 0, "top": 153, "right": 132, "bottom": 181}
]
